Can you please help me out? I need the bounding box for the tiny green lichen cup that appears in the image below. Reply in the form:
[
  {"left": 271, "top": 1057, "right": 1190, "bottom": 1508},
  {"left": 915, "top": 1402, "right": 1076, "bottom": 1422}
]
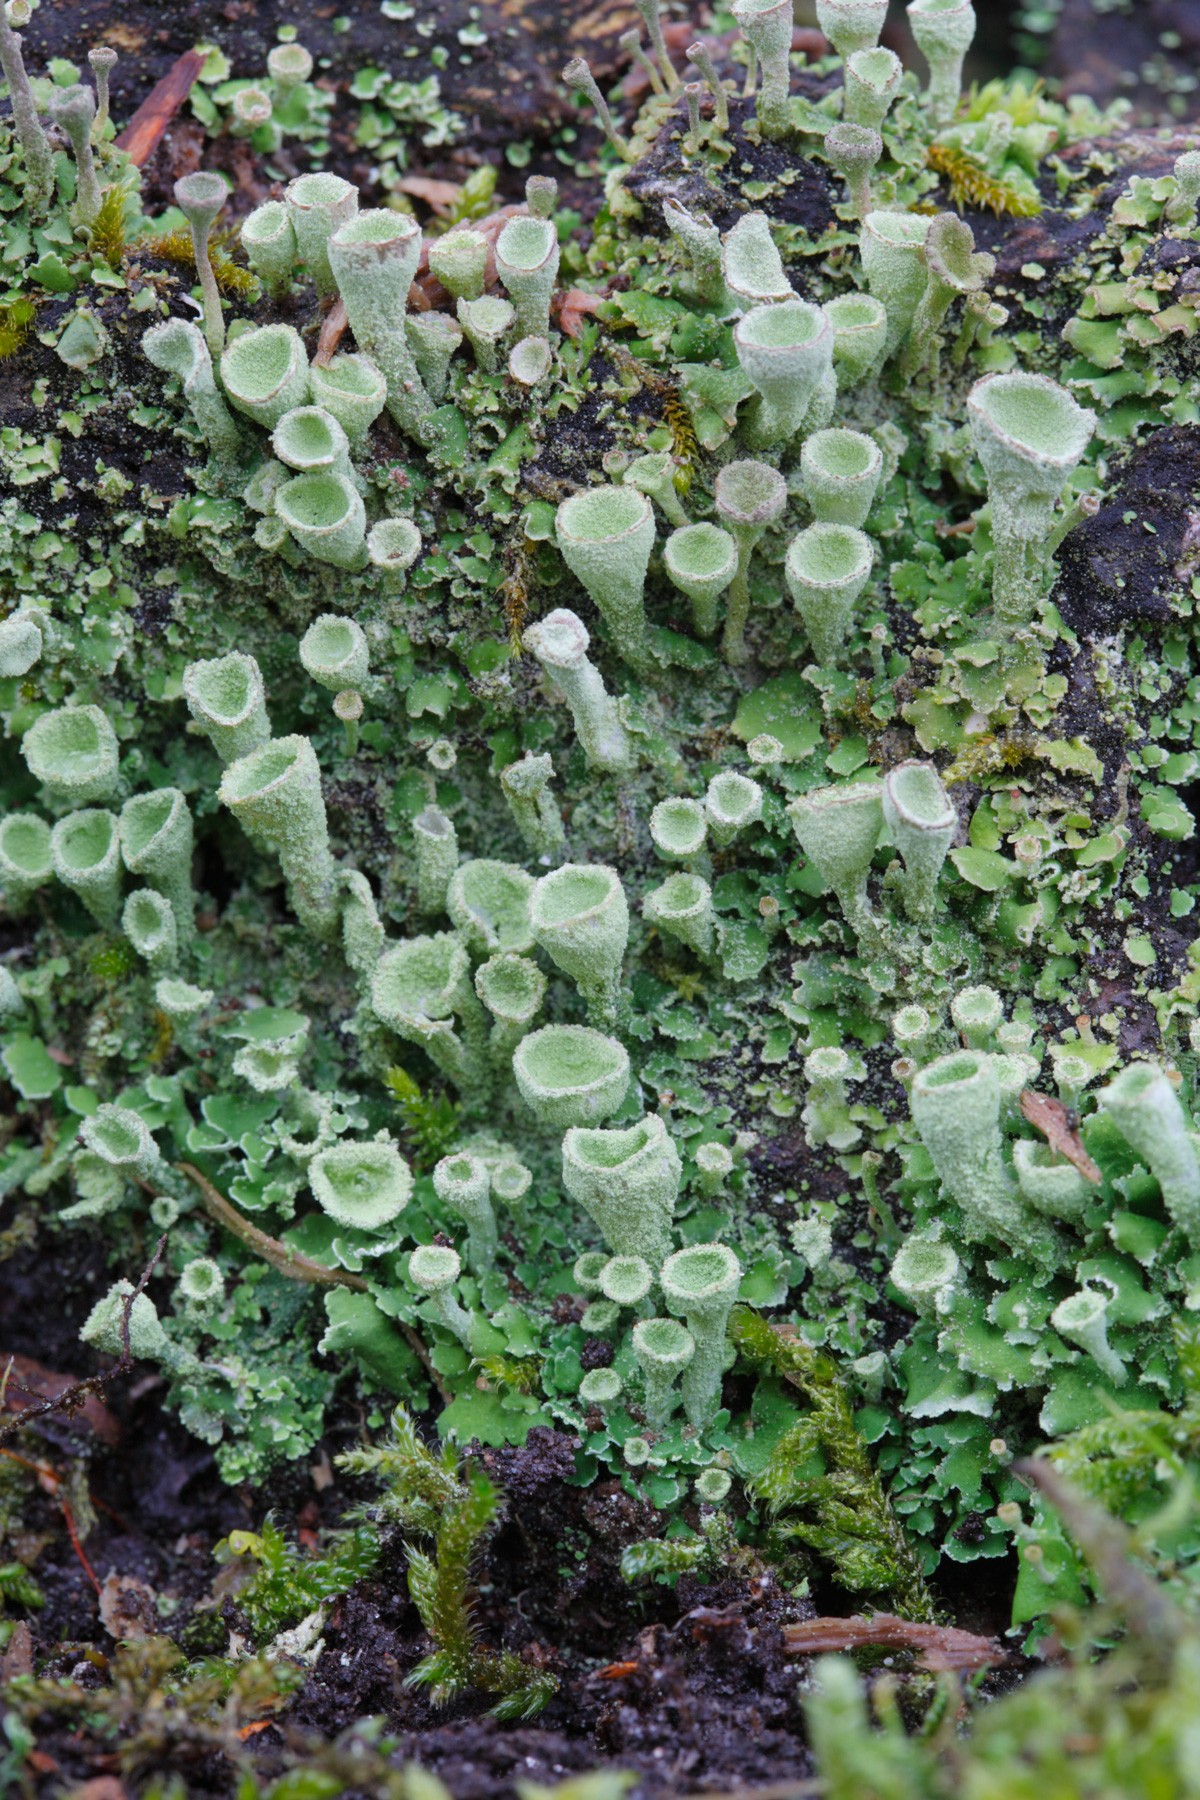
[
  {"left": 799, "top": 428, "right": 883, "bottom": 528},
  {"left": 555, "top": 486, "right": 656, "bottom": 672},
  {"left": 367, "top": 516, "right": 422, "bottom": 589},
  {"left": 308, "top": 353, "right": 387, "bottom": 443},
  {"left": 272, "top": 405, "right": 352, "bottom": 476},
  {"left": 433, "top": 1150, "right": 498, "bottom": 1269},
  {"left": 1012, "top": 1138, "right": 1091, "bottom": 1223},
  {"left": 561, "top": 1113, "right": 682, "bottom": 1266},
  {"left": 240, "top": 199, "right": 296, "bottom": 298},
  {"left": 734, "top": 298, "right": 835, "bottom": 449},
  {"left": 500, "top": 753, "right": 565, "bottom": 858},
  {"left": 1051, "top": 1285, "right": 1126, "bottom": 1386},
  {"left": 721, "top": 211, "right": 792, "bottom": 307},
  {"left": 1096, "top": 1061, "right": 1200, "bottom": 1242},
  {"left": 0, "top": 812, "right": 53, "bottom": 909},
  {"left": 123, "top": 888, "right": 178, "bottom": 973},
  {"left": 276, "top": 471, "right": 367, "bottom": 571},
  {"left": 409, "top": 1244, "right": 472, "bottom": 1346},
  {"left": 412, "top": 805, "right": 457, "bottom": 915},
  {"left": 844, "top": 45, "right": 903, "bottom": 129},
  {"left": 284, "top": 170, "right": 358, "bottom": 296},
  {"left": 649, "top": 796, "right": 708, "bottom": 862},
  {"left": 457, "top": 295, "right": 516, "bottom": 373},
  {"left": 824, "top": 121, "right": 883, "bottom": 221},
  {"left": 119, "top": 786, "right": 195, "bottom": 943},
  {"left": 816, "top": 0, "right": 888, "bottom": 54},
  {"left": 882, "top": 759, "right": 956, "bottom": 920},
  {"left": 599, "top": 1254, "right": 653, "bottom": 1308},
  {"left": 220, "top": 323, "right": 310, "bottom": 428},
  {"left": 714, "top": 458, "right": 788, "bottom": 665},
  {"left": 494, "top": 215, "right": 560, "bottom": 340},
  {"left": 310, "top": 1138, "right": 412, "bottom": 1230},
  {"left": 785, "top": 522, "right": 874, "bottom": 664},
  {"left": 730, "top": 0, "right": 792, "bottom": 138},
  {"left": 81, "top": 1103, "right": 165, "bottom": 1182},
  {"left": 371, "top": 932, "right": 487, "bottom": 1091},
  {"left": 51, "top": 808, "right": 122, "bottom": 926},
  {"left": 183, "top": 652, "right": 270, "bottom": 764},
  {"left": 300, "top": 615, "right": 370, "bottom": 692},
  {"left": 512, "top": 1023, "right": 630, "bottom": 1128},
  {"left": 824, "top": 291, "right": 888, "bottom": 386},
  {"left": 950, "top": 983, "right": 1003, "bottom": 1050},
  {"left": 663, "top": 522, "right": 737, "bottom": 638},
  {"left": 643, "top": 871, "right": 715, "bottom": 958},
  {"left": 787, "top": 779, "right": 882, "bottom": 940},
  {"left": 705, "top": 771, "right": 763, "bottom": 847},
  {"left": 429, "top": 227, "right": 489, "bottom": 302},
  {"left": 475, "top": 952, "right": 547, "bottom": 1061},
  {"left": 660, "top": 1242, "right": 743, "bottom": 1426},
  {"left": 889, "top": 1237, "right": 960, "bottom": 1317},
  {"left": 908, "top": 0, "right": 976, "bottom": 126},
  {"left": 967, "top": 371, "right": 1095, "bottom": 632},
  {"left": 447, "top": 858, "right": 536, "bottom": 956},
  {"left": 909, "top": 1050, "right": 1045, "bottom": 1255},
  {"left": 327, "top": 208, "right": 432, "bottom": 441},
  {"left": 859, "top": 210, "right": 931, "bottom": 358},
  {"left": 531, "top": 861, "right": 629, "bottom": 1027},
  {"left": 632, "top": 1315, "right": 695, "bottom": 1427},
  {"left": 218, "top": 735, "right": 338, "bottom": 939},
  {"left": 22, "top": 704, "right": 119, "bottom": 805}
]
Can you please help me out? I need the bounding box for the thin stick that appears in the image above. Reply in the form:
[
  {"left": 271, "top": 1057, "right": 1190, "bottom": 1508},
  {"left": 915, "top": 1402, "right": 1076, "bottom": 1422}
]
[{"left": 115, "top": 48, "right": 205, "bottom": 167}]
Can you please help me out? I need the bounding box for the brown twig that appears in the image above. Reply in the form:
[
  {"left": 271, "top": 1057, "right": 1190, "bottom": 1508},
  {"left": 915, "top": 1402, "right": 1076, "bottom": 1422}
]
[
  {"left": 0, "top": 1236, "right": 167, "bottom": 1445},
  {"left": 313, "top": 298, "right": 349, "bottom": 367},
  {"left": 785, "top": 1611, "right": 1007, "bottom": 1673},
  {"left": 115, "top": 49, "right": 206, "bottom": 168},
  {"left": 177, "top": 1163, "right": 449, "bottom": 1401},
  {"left": 178, "top": 1162, "right": 371, "bottom": 1290}
]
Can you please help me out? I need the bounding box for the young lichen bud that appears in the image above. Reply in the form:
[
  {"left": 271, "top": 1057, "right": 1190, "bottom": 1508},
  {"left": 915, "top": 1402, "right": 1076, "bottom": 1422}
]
[
  {"left": 663, "top": 522, "right": 737, "bottom": 639},
  {"left": 731, "top": 0, "right": 792, "bottom": 138},
  {"left": 522, "top": 610, "right": 631, "bottom": 774},
  {"left": 500, "top": 754, "right": 566, "bottom": 859},
  {"left": 409, "top": 1244, "right": 473, "bottom": 1347}
]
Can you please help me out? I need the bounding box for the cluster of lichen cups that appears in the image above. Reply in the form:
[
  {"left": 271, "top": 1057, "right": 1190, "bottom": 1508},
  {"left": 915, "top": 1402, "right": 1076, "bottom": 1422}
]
[{"left": 550, "top": 0, "right": 1096, "bottom": 666}]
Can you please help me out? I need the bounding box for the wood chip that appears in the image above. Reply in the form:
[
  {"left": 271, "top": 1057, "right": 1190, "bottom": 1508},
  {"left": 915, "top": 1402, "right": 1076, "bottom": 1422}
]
[
  {"left": 115, "top": 49, "right": 206, "bottom": 168},
  {"left": 784, "top": 1612, "right": 1008, "bottom": 1673},
  {"left": 1019, "top": 1089, "right": 1103, "bottom": 1184}
]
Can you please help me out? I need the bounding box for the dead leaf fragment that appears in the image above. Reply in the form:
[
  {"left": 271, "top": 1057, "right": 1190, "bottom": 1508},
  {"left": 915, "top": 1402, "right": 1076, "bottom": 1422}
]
[
  {"left": 98, "top": 1572, "right": 158, "bottom": 1643},
  {"left": 1019, "top": 1090, "right": 1103, "bottom": 1184}
]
